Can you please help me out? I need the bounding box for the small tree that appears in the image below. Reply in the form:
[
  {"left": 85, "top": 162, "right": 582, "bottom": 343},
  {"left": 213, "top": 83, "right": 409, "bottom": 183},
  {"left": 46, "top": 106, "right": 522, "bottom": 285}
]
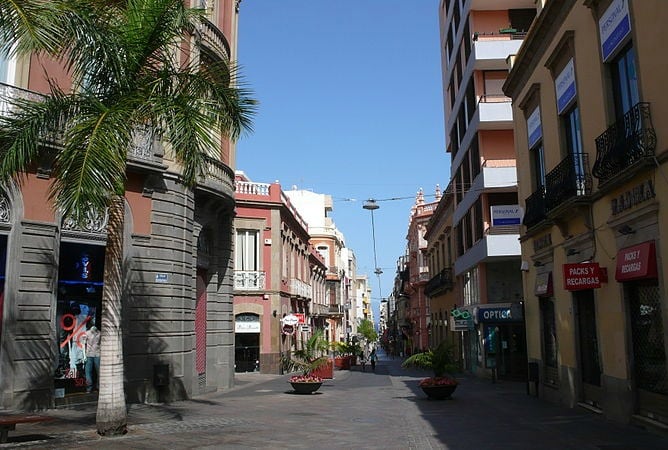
[
  {"left": 358, "top": 319, "right": 378, "bottom": 344},
  {"left": 282, "top": 329, "right": 330, "bottom": 376}
]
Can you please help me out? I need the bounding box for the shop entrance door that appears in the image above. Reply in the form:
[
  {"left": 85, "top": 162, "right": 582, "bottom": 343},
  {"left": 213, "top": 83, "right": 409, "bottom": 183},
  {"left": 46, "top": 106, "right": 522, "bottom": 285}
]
[
  {"left": 575, "top": 290, "right": 602, "bottom": 407},
  {"left": 628, "top": 280, "right": 668, "bottom": 419},
  {"left": 497, "top": 324, "right": 527, "bottom": 381},
  {"left": 235, "top": 333, "right": 259, "bottom": 372}
]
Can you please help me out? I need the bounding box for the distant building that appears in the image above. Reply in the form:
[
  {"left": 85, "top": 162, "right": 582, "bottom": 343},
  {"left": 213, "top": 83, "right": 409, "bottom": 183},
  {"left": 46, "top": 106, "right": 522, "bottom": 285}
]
[{"left": 436, "top": 0, "right": 533, "bottom": 380}]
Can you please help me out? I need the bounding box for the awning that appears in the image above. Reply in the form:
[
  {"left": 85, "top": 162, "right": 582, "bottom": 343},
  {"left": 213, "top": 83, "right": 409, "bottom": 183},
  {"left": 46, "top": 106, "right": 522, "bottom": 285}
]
[
  {"left": 615, "top": 241, "right": 658, "bottom": 281},
  {"left": 534, "top": 272, "right": 553, "bottom": 297}
]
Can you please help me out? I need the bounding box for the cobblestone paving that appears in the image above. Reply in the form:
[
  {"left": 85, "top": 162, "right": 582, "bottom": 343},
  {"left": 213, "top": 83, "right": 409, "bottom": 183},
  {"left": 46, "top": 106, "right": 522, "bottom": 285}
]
[{"left": 2, "top": 354, "right": 667, "bottom": 449}]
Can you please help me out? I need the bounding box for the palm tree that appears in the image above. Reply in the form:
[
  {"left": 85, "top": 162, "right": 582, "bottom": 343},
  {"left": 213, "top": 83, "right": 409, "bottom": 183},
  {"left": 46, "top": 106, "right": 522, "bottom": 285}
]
[{"left": 0, "top": 0, "right": 255, "bottom": 436}]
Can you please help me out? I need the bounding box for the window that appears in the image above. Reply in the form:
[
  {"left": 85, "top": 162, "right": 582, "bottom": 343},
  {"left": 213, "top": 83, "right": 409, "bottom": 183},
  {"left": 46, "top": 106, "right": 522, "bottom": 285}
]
[
  {"left": 0, "top": 56, "right": 8, "bottom": 83},
  {"left": 482, "top": 71, "right": 507, "bottom": 101},
  {"left": 316, "top": 245, "right": 329, "bottom": 267},
  {"left": 235, "top": 229, "right": 259, "bottom": 272},
  {"left": 531, "top": 143, "right": 546, "bottom": 191},
  {"left": 611, "top": 44, "right": 639, "bottom": 118},
  {"left": 563, "top": 105, "right": 586, "bottom": 194}
]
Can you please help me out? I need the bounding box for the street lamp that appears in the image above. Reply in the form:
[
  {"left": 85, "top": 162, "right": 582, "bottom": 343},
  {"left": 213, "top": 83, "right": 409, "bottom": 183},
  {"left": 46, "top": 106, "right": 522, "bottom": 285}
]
[{"left": 363, "top": 199, "right": 383, "bottom": 301}]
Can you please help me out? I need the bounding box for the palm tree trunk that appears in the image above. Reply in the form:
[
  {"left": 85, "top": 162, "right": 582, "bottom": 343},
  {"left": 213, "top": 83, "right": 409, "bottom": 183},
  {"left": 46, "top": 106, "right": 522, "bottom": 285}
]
[{"left": 96, "top": 194, "right": 128, "bottom": 436}]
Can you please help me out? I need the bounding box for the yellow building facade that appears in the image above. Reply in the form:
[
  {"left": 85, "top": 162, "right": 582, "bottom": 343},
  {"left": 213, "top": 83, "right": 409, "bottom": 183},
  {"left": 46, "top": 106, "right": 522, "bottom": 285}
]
[{"left": 505, "top": 0, "right": 668, "bottom": 428}]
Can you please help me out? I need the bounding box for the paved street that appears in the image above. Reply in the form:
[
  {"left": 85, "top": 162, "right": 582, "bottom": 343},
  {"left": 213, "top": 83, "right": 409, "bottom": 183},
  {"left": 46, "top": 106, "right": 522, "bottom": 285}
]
[{"left": 2, "top": 351, "right": 667, "bottom": 449}]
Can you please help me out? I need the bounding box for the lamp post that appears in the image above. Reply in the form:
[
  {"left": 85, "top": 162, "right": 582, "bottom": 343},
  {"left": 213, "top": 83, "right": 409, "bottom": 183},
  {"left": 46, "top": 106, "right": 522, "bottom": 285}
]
[{"left": 363, "top": 199, "right": 383, "bottom": 300}]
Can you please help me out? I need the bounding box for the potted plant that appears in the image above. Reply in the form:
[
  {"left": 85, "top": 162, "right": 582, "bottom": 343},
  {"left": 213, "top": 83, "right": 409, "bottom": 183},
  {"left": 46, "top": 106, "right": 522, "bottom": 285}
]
[
  {"left": 333, "top": 341, "right": 353, "bottom": 369},
  {"left": 401, "top": 341, "right": 459, "bottom": 400},
  {"left": 282, "top": 329, "right": 330, "bottom": 394}
]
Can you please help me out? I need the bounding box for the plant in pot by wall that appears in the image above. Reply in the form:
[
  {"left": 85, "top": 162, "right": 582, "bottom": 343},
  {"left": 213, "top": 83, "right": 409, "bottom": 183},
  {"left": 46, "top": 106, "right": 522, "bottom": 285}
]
[
  {"left": 401, "top": 341, "right": 459, "bottom": 400},
  {"left": 282, "top": 329, "right": 330, "bottom": 394}
]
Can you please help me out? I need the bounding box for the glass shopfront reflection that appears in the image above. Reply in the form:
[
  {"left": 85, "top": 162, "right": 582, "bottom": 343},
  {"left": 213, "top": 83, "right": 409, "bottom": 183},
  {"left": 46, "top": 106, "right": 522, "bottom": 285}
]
[{"left": 54, "top": 242, "right": 104, "bottom": 397}]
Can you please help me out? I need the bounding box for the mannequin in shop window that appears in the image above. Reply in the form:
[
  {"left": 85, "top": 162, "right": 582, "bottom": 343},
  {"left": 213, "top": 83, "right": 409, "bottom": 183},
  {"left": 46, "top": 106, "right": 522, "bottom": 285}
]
[{"left": 82, "top": 321, "right": 101, "bottom": 393}]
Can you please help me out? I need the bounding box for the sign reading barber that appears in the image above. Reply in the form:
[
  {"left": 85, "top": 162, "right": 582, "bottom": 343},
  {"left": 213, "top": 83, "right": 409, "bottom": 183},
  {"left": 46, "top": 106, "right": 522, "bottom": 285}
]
[{"left": 563, "top": 262, "right": 603, "bottom": 291}]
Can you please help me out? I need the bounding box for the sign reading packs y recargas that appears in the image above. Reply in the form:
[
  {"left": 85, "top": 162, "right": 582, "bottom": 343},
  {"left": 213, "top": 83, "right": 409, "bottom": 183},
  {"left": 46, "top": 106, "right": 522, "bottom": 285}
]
[{"left": 563, "top": 262, "right": 602, "bottom": 291}]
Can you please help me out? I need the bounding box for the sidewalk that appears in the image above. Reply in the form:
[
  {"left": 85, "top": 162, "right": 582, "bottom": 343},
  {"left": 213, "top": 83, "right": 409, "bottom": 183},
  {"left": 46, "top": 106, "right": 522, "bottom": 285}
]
[{"left": 1, "top": 354, "right": 667, "bottom": 449}]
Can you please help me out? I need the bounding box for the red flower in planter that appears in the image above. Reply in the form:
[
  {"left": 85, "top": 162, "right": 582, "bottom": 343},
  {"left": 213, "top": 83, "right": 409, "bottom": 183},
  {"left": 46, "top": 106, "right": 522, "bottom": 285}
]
[
  {"left": 419, "top": 376, "right": 458, "bottom": 387},
  {"left": 290, "top": 374, "right": 322, "bottom": 383}
]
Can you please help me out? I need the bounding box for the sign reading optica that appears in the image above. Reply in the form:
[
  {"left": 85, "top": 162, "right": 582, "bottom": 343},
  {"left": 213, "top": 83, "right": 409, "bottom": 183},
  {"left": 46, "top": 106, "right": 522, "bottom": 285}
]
[
  {"left": 556, "top": 59, "right": 576, "bottom": 114},
  {"left": 599, "top": 0, "right": 631, "bottom": 62},
  {"left": 615, "top": 241, "right": 658, "bottom": 281},
  {"left": 563, "top": 262, "right": 603, "bottom": 291}
]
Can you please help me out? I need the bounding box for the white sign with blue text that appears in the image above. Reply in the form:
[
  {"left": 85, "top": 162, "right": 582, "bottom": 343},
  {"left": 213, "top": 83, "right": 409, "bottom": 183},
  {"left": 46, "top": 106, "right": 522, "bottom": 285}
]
[
  {"left": 527, "top": 106, "right": 542, "bottom": 148},
  {"left": 491, "top": 205, "right": 522, "bottom": 226},
  {"left": 599, "top": 0, "right": 631, "bottom": 62},
  {"left": 556, "top": 59, "right": 576, "bottom": 114}
]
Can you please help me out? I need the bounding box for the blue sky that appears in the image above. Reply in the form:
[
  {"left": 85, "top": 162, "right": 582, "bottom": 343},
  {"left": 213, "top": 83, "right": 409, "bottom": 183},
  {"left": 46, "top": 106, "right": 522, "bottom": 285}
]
[{"left": 236, "top": 1, "right": 450, "bottom": 317}]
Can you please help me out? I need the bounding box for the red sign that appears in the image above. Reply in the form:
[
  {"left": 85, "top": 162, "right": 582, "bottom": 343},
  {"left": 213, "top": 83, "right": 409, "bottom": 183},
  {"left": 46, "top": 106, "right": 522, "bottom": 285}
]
[
  {"left": 295, "top": 313, "right": 306, "bottom": 324},
  {"left": 615, "top": 241, "right": 658, "bottom": 281},
  {"left": 563, "top": 263, "right": 603, "bottom": 291}
]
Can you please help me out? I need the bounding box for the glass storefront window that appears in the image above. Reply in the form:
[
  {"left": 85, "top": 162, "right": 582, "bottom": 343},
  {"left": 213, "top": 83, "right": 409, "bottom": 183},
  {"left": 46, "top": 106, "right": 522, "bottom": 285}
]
[{"left": 54, "top": 242, "right": 104, "bottom": 397}]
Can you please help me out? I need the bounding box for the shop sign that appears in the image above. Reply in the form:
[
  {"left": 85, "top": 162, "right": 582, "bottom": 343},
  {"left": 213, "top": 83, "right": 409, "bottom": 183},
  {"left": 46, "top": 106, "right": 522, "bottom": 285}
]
[
  {"left": 477, "top": 306, "right": 522, "bottom": 323},
  {"left": 281, "top": 314, "right": 299, "bottom": 326},
  {"left": 282, "top": 324, "right": 295, "bottom": 335},
  {"left": 556, "top": 59, "right": 576, "bottom": 114},
  {"left": 235, "top": 320, "right": 260, "bottom": 333},
  {"left": 599, "top": 0, "right": 631, "bottom": 62},
  {"left": 527, "top": 106, "right": 542, "bottom": 148},
  {"left": 615, "top": 241, "right": 658, "bottom": 281},
  {"left": 491, "top": 205, "right": 522, "bottom": 226},
  {"left": 610, "top": 180, "right": 655, "bottom": 216},
  {"left": 294, "top": 313, "right": 306, "bottom": 324},
  {"left": 450, "top": 316, "right": 473, "bottom": 331},
  {"left": 535, "top": 272, "right": 553, "bottom": 297},
  {"left": 563, "top": 262, "right": 603, "bottom": 291},
  {"left": 533, "top": 233, "right": 552, "bottom": 252}
]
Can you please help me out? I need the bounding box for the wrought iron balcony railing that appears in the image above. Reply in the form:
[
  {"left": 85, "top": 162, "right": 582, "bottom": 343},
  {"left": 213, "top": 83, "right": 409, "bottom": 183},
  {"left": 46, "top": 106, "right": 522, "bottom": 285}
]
[
  {"left": 424, "top": 268, "right": 453, "bottom": 297},
  {"left": 544, "top": 152, "right": 592, "bottom": 212},
  {"left": 523, "top": 186, "right": 547, "bottom": 229},
  {"left": 592, "top": 102, "right": 656, "bottom": 186}
]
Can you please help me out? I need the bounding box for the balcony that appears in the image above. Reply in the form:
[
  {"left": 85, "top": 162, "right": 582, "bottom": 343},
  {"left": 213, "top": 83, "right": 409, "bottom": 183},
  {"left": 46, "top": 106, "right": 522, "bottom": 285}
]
[
  {"left": 544, "top": 152, "right": 592, "bottom": 214},
  {"left": 234, "top": 271, "right": 266, "bottom": 290},
  {"left": 523, "top": 186, "right": 547, "bottom": 229},
  {"left": 127, "top": 125, "right": 166, "bottom": 171},
  {"left": 197, "top": 155, "right": 235, "bottom": 199},
  {"left": 454, "top": 228, "right": 520, "bottom": 276},
  {"left": 478, "top": 95, "right": 513, "bottom": 129},
  {"left": 198, "top": 18, "right": 230, "bottom": 61},
  {"left": 592, "top": 102, "right": 657, "bottom": 189},
  {"left": 424, "top": 268, "right": 453, "bottom": 297},
  {"left": 472, "top": 33, "right": 525, "bottom": 70},
  {"left": 290, "top": 278, "right": 312, "bottom": 299}
]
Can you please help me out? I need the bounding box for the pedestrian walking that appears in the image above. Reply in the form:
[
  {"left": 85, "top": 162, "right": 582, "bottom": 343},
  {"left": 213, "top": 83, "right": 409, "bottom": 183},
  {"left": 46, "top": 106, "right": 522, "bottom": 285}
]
[
  {"left": 360, "top": 351, "right": 367, "bottom": 372},
  {"left": 370, "top": 349, "right": 377, "bottom": 372}
]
